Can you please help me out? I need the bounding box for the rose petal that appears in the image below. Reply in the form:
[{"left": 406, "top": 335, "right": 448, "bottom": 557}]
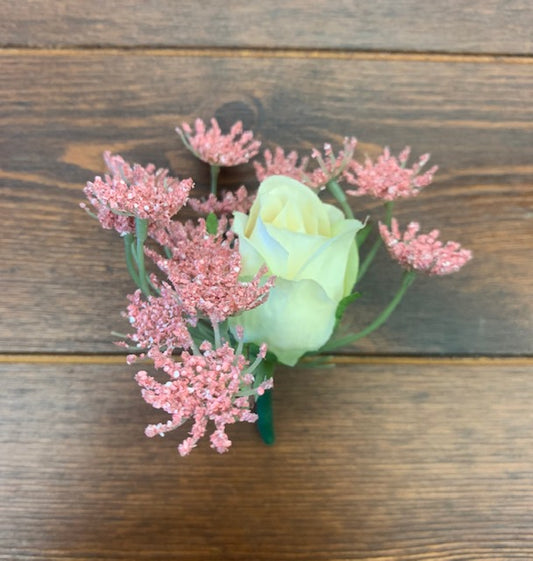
[
  {"left": 296, "top": 219, "right": 362, "bottom": 301},
  {"left": 230, "top": 277, "right": 337, "bottom": 366}
]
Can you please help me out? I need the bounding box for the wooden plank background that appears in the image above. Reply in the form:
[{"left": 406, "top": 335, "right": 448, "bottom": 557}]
[
  {"left": 0, "top": 1, "right": 531, "bottom": 54},
  {"left": 2, "top": 360, "right": 533, "bottom": 560},
  {"left": 1, "top": 2, "right": 532, "bottom": 560},
  {"left": 1, "top": 53, "right": 531, "bottom": 354}
]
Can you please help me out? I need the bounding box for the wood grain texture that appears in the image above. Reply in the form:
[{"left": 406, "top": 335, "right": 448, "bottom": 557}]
[
  {"left": 1, "top": 53, "right": 531, "bottom": 355},
  {"left": 1, "top": 361, "right": 532, "bottom": 560},
  {"left": 3, "top": 3, "right": 533, "bottom": 560},
  {"left": 1, "top": 1, "right": 532, "bottom": 54}
]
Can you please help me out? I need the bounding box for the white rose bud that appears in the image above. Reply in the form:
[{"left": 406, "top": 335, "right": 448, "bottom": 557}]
[{"left": 230, "top": 175, "right": 363, "bottom": 365}]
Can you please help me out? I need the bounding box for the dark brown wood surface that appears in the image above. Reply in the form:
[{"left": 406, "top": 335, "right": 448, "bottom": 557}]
[
  {"left": 1, "top": 3, "right": 532, "bottom": 560},
  {"left": 1, "top": 1, "right": 532, "bottom": 54},
  {"left": 1, "top": 53, "right": 531, "bottom": 354},
  {"left": 2, "top": 360, "right": 533, "bottom": 561}
]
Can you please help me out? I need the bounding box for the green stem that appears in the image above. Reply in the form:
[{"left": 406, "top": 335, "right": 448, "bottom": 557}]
[
  {"left": 357, "top": 202, "right": 394, "bottom": 282},
  {"left": 212, "top": 319, "right": 221, "bottom": 349},
  {"left": 210, "top": 165, "right": 220, "bottom": 195},
  {"left": 357, "top": 236, "right": 381, "bottom": 282},
  {"left": 384, "top": 201, "right": 394, "bottom": 227},
  {"left": 135, "top": 218, "right": 151, "bottom": 297},
  {"left": 326, "top": 179, "right": 354, "bottom": 219},
  {"left": 321, "top": 270, "right": 416, "bottom": 352},
  {"left": 123, "top": 233, "right": 141, "bottom": 288},
  {"left": 147, "top": 275, "right": 161, "bottom": 296},
  {"left": 163, "top": 245, "right": 173, "bottom": 259}
]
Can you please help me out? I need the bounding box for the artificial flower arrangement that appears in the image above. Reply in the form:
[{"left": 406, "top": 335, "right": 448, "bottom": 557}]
[{"left": 82, "top": 118, "right": 472, "bottom": 456}]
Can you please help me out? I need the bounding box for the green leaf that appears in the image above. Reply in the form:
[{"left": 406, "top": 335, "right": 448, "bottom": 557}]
[
  {"left": 206, "top": 212, "right": 218, "bottom": 235},
  {"left": 251, "top": 356, "right": 277, "bottom": 446},
  {"left": 334, "top": 291, "right": 361, "bottom": 329},
  {"left": 256, "top": 389, "right": 275, "bottom": 445},
  {"left": 188, "top": 318, "right": 215, "bottom": 347},
  {"left": 356, "top": 221, "right": 373, "bottom": 248}
]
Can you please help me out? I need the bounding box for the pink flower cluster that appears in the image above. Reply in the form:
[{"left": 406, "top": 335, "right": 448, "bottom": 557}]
[
  {"left": 82, "top": 116, "right": 472, "bottom": 457},
  {"left": 254, "top": 137, "right": 357, "bottom": 190},
  {"left": 188, "top": 185, "right": 255, "bottom": 216},
  {"left": 345, "top": 147, "right": 437, "bottom": 201},
  {"left": 135, "top": 343, "right": 272, "bottom": 456},
  {"left": 148, "top": 219, "right": 273, "bottom": 324},
  {"left": 121, "top": 256, "right": 273, "bottom": 453},
  {"left": 308, "top": 137, "right": 358, "bottom": 189},
  {"left": 379, "top": 219, "right": 472, "bottom": 275},
  {"left": 82, "top": 152, "right": 193, "bottom": 233},
  {"left": 122, "top": 283, "right": 193, "bottom": 362},
  {"left": 116, "top": 218, "right": 275, "bottom": 455},
  {"left": 254, "top": 147, "right": 310, "bottom": 184},
  {"left": 177, "top": 118, "right": 261, "bottom": 167}
]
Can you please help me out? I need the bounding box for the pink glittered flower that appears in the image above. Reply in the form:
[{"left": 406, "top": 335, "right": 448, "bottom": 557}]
[
  {"left": 135, "top": 342, "right": 273, "bottom": 455},
  {"left": 254, "top": 146, "right": 310, "bottom": 184},
  {"left": 176, "top": 118, "right": 261, "bottom": 167},
  {"left": 83, "top": 152, "right": 193, "bottom": 232},
  {"left": 307, "top": 137, "right": 358, "bottom": 189},
  {"left": 147, "top": 219, "right": 274, "bottom": 324},
  {"left": 254, "top": 138, "right": 357, "bottom": 190},
  {"left": 121, "top": 283, "right": 194, "bottom": 362},
  {"left": 379, "top": 219, "right": 472, "bottom": 275},
  {"left": 345, "top": 147, "right": 437, "bottom": 201},
  {"left": 188, "top": 185, "right": 255, "bottom": 216}
]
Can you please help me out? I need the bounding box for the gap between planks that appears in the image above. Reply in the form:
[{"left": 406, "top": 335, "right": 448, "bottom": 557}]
[
  {"left": 0, "top": 354, "right": 531, "bottom": 366},
  {"left": 0, "top": 47, "right": 532, "bottom": 64}
]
